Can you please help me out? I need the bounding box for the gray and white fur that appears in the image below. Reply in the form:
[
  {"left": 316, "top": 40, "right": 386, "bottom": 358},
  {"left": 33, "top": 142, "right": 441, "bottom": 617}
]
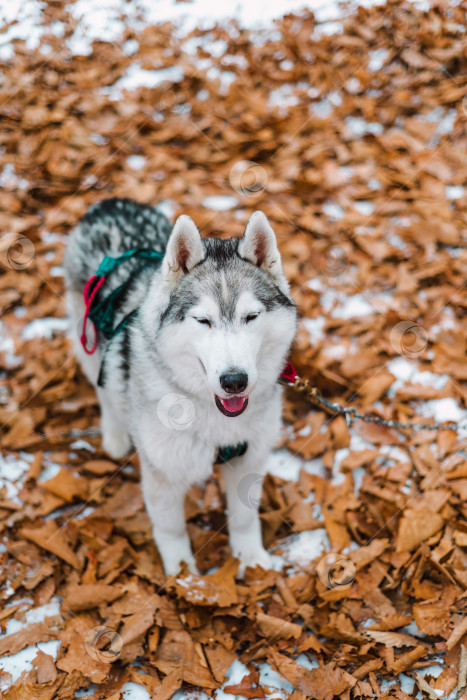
[{"left": 65, "top": 198, "right": 297, "bottom": 575}]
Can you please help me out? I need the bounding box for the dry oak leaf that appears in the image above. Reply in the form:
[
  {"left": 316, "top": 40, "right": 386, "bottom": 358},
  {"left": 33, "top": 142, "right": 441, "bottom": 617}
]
[
  {"left": 349, "top": 539, "right": 389, "bottom": 571},
  {"left": 32, "top": 649, "right": 57, "bottom": 684},
  {"left": 0, "top": 619, "right": 61, "bottom": 657},
  {"left": 167, "top": 558, "right": 239, "bottom": 607},
  {"left": 204, "top": 644, "right": 238, "bottom": 684},
  {"left": 1, "top": 676, "right": 64, "bottom": 700},
  {"left": 256, "top": 611, "right": 302, "bottom": 640},
  {"left": 57, "top": 615, "right": 112, "bottom": 685},
  {"left": 40, "top": 467, "right": 89, "bottom": 502},
  {"left": 62, "top": 584, "right": 125, "bottom": 612},
  {"left": 154, "top": 629, "right": 217, "bottom": 689},
  {"left": 395, "top": 510, "right": 444, "bottom": 552},
  {"left": 20, "top": 520, "right": 80, "bottom": 569},
  {"left": 270, "top": 651, "right": 355, "bottom": 700},
  {"left": 413, "top": 600, "right": 452, "bottom": 637},
  {"left": 365, "top": 631, "right": 420, "bottom": 648},
  {"left": 446, "top": 616, "right": 467, "bottom": 651},
  {"left": 83, "top": 459, "right": 119, "bottom": 475},
  {"left": 391, "top": 645, "right": 428, "bottom": 674}
]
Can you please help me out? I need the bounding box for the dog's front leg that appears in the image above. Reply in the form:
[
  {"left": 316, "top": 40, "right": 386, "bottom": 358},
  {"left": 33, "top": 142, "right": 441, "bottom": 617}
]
[
  {"left": 140, "top": 460, "right": 196, "bottom": 576},
  {"left": 222, "top": 446, "right": 271, "bottom": 575}
]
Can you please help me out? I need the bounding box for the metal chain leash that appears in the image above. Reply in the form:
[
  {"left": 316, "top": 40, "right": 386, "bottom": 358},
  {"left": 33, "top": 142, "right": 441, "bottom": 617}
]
[
  {"left": 49, "top": 370, "right": 466, "bottom": 441},
  {"left": 290, "top": 375, "right": 465, "bottom": 433}
]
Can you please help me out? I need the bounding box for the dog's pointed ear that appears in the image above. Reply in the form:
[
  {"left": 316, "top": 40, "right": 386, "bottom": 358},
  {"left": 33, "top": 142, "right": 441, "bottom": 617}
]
[
  {"left": 162, "top": 215, "right": 204, "bottom": 284},
  {"left": 238, "top": 211, "right": 283, "bottom": 280}
]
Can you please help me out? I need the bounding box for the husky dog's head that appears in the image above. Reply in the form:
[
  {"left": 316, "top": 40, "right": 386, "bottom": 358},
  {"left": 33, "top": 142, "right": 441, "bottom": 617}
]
[{"left": 145, "top": 212, "right": 297, "bottom": 417}]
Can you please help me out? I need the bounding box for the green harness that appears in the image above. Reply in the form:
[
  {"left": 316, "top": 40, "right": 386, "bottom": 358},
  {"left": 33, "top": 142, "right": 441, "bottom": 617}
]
[{"left": 81, "top": 249, "right": 248, "bottom": 465}]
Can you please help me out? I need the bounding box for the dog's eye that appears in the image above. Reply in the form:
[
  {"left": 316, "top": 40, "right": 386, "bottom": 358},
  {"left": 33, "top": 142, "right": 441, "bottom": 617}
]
[
  {"left": 197, "top": 318, "right": 212, "bottom": 328},
  {"left": 245, "top": 313, "right": 259, "bottom": 323}
]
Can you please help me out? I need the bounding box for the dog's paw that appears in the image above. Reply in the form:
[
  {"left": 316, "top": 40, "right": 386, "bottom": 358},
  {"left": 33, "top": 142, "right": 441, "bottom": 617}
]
[
  {"left": 238, "top": 547, "right": 272, "bottom": 577},
  {"left": 102, "top": 431, "right": 131, "bottom": 459}
]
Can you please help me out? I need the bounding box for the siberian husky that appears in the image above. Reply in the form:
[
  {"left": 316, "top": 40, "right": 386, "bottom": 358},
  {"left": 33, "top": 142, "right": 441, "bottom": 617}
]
[{"left": 64, "top": 198, "right": 297, "bottom": 575}]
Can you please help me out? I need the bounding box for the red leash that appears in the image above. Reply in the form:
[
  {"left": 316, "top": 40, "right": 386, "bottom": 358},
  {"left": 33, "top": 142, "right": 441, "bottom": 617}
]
[{"left": 80, "top": 275, "right": 106, "bottom": 354}]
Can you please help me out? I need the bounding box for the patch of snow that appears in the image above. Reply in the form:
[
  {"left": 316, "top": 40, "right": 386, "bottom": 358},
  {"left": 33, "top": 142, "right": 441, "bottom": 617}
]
[
  {"left": 311, "top": 99, "right": 334, "bottom": 119},
  {"left": 37, "top": 458, "right": 61, "bottom": 483},
  {"left": 354, "top": 200, "right": 374, "bottom": 216},
  {"left": 121, "top": 683, "right": 152, "bottom": 699},
  {"left": 137, "top": 0, "right": 320, "bottom": 34},
  {"left": 0, "top": 453, "right": 30, "bottom": 502},
  {"left": 0, "top": 641, "right": 60, "bottom": 690},
  {"left": 0, "top": 163, "right": 29, "bottom": 190},
  {"left": 74, "top": 506, "right": 95, "bottom": 520},
  {"left": 421, "top": 398, "right": 467, "bottom": 427},
  {"left": 205, "top": 66, "right": 237, "bottom": 93},
  {"left": 13, "top": 306, "right": 27, "bottom": 318},
  {"left": 267, "top": 450, "right": 304, "bottom": 480},
  {"left": 0, "top": 2, "right": 45, "bottom": 60},
  {"left": 295, "top": 652, "right": 319, "bottom": 670},
  {"left": 0, "top": 320, "right": 22, "bottom": 366},
  {"left": 307, "top": 277, "right": 325, "bottom": 292},
  {"left": 202, "top": 195, "right": 238, "bottom": 211},
  {"left": 216, "top": 659, "right": 250, "bottom": 700},
  {"left": 368, "top": 48, "right": 389, "bottom": 71},
  {"left": 303, "top": 457, "right": 326, "bottom": 477},
  {"left": 323, "top": 342, "right": 347, "bottom": 360},
  {"left": 330, "top": 293, "right": 374, "bottom": 319},
  {"left": 302, "top": 316, "right": 325, "bottom": 344},
  {"left": 387, "top": 357, "right": 448, "bottom": 396},
  {"left": 436, "top": 108, "right": 457, "bottom": 137},
  {"left": 278, "top": 529, "right": 330, "bottom": 566},
  {"left": 353, "top": 467, "right": 365, "bottom": 493},
  {"left": 155, "top": 200, "right": 176, "bottom": 221},
  {"left": 346, "top": 117, "right": 383, "bottom": 137},
  {"left": 107, "top": 65, "right": 184, "bottom": 99},
  {"left": 400, "top": 619, "right": 425, "bottom": 637},
  {"left": 258, "top": 662, "right": 294, "bottom": 698},
  {"left": 126, "top": 155, "right": 146, "bottom": 171},
  {"left": 173, "top": 689, "right": 210, "bottom": 700},
  {"left": 70, "top": 439, "right": 95, "bottom": 452},
  {"left": 123, "top": 38, "right": 139, "bottom": 55},
  {"left": 22, "top": 317, "right": 69, "bottom": 340},
  {"left": 269, "top": 84, "right": 300, "bottom": 113},
  {"left": 445, "top": 185, "right": 464, "bottom": 200},
  {"left": 378, "top": 445, "right": 409, "bottom": 462},
  {"left": 322, "top": 201, "right": 345, "bottom": 220},
  {"left": 399, "top": 674, "right": 415, "bottom": 695}
]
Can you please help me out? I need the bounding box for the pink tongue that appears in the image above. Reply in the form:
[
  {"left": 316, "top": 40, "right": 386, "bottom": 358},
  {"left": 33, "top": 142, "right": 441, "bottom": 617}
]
[{"left": 221, "top": 396, "right": 245, "bottom": 412}]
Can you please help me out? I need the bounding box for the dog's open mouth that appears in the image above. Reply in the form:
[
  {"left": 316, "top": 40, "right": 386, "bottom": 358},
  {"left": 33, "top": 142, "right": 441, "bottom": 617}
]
[{"left": 215, "top": 395, "right": 249, "bottom": 417}]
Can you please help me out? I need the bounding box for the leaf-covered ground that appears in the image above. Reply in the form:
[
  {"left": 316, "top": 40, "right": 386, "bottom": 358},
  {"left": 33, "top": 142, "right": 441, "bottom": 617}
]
[{"left": 0, "top": 0, "right": 467, "bottom": 697}]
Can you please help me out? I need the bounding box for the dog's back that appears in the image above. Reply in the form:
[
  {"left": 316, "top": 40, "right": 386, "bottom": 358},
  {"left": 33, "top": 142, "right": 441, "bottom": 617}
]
[
  {"left": 64, "top": 198, "right": 172, "bottom": 293},
  {"left": 64, "top": 198, "right": 172, "bottom": 387}
]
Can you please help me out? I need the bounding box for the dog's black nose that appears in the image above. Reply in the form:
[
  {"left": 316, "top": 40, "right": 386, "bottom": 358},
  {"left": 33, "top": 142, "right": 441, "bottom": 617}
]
[{"left": 220, "top": 372, "right": 248, "bottom": 394}]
